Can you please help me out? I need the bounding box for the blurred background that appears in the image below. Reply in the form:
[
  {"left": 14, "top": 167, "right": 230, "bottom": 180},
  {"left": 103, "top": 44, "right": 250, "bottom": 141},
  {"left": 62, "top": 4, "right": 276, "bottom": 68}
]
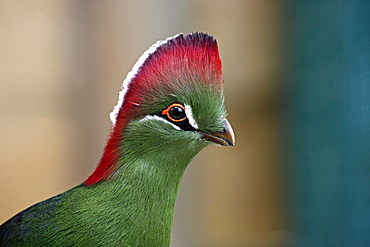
[{"left": 1, "top": 1, "right": 369, "bottom": 246}]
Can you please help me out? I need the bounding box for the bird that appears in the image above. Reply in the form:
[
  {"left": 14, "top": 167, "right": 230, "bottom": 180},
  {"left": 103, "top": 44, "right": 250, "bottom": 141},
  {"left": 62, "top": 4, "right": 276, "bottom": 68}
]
[{"left": 0, "top": 32, "right": 234, "bottom": 246}]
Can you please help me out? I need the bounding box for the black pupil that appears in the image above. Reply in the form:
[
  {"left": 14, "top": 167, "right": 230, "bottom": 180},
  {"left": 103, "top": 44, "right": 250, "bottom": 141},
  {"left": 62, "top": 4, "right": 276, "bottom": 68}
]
[{"left": 169, "top": 106, "right": 185, "bottom": 120}]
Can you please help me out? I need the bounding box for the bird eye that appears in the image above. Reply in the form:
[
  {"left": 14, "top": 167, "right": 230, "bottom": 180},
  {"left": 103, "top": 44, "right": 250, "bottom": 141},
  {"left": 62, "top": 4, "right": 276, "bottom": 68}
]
[{"left": 161, "top": 103, "right": 187, "bottom": 122}]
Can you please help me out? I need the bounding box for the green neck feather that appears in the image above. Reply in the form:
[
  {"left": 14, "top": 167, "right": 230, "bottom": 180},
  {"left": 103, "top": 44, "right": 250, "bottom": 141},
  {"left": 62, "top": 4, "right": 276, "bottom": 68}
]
[{"left": 56, "top": 119, "right": 207, "bottom": 246}]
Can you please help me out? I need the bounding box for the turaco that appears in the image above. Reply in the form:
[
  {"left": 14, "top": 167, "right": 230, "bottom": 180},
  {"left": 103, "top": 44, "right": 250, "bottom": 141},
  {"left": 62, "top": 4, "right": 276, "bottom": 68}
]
[{"left": 0, "top": 32, "right": 235, "bottom": 246}]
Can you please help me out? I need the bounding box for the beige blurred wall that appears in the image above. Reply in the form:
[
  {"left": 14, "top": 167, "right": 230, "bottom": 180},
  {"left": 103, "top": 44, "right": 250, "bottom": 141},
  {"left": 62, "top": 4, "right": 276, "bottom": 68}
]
[{"left": 0, "top": 1, "right": 286, "bottom": 246}]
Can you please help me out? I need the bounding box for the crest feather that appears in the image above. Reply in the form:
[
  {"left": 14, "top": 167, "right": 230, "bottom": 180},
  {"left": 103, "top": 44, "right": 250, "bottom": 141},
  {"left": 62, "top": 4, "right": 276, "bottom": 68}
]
[{"left": 110, "top": 32, "right": 222, "bottom": 125}]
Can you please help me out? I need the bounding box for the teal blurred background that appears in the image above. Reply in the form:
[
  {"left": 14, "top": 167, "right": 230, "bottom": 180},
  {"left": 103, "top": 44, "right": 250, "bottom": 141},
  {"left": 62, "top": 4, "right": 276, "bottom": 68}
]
[
  {"left": 1, "top": 1, "right": 369, "bottom": 246},
  {"left": 286, "top": 1, "right": 370, "bottom": 246}
]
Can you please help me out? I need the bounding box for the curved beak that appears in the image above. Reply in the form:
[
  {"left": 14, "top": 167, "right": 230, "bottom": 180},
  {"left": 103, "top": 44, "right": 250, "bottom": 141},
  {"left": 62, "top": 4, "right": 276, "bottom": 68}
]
[{"left": 200, "top": 119, "right": 235, "bottom": 146}]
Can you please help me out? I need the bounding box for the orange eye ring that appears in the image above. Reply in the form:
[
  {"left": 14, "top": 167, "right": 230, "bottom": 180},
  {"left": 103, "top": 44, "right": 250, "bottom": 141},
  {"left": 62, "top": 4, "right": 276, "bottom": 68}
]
[{"left": 161, "top": 103, "right": 187, "bottom": 122}]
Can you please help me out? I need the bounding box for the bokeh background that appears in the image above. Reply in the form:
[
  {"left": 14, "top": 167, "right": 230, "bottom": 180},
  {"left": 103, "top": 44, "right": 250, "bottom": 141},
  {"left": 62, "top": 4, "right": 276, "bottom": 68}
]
[{"left": 1, "top": 1, "right": 369, "bottom": 246}]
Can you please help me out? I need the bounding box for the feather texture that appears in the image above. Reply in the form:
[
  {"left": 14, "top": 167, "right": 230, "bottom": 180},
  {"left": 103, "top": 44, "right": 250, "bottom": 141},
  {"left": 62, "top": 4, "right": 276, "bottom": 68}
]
[{"left": 0, "top": 32, "right": 232, "bottom": 246}]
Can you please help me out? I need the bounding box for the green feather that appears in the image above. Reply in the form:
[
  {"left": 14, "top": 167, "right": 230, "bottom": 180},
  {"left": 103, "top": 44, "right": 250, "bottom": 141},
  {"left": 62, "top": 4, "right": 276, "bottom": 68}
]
[
  {"left": 0, "top": 82, "right": 225, "bottom": 247},
  {"left": 52, "top": 119, "right": 207, "bottom": 246},
  {"left": 0, "top": 33, "right": 233, "bottom": 246}
]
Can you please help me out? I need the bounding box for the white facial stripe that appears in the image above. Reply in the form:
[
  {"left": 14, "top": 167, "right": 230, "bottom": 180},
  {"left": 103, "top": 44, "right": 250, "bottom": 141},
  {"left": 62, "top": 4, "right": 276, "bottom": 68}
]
[
  {"left": 110, "top": 34, "right": 183, "bottom": 125},
  {"left": 185, "top": 104, "right": 198, "bottom": 129},
  {"left": 139, "top": 115, "right": 181, "bottom": 131}
]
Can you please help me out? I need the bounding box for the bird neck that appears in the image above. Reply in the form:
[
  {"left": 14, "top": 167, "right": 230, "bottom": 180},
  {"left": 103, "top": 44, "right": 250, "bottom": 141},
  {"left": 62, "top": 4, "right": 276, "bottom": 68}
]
[
  {"left": 58, "top": 122, "right": 207, "bottom": 245},
  {"left": 100, "top": 159, "right": 185, "bottom": 245},
  {"left": 59, "top": 157, "right": 190, "bottom": 245}
]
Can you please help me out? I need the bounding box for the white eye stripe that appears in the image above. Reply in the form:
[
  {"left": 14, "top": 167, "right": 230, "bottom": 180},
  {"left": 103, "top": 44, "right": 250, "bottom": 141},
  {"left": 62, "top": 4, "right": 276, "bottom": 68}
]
[
  {"left": 184, "top": 104, "right": 198, "bottom": 129},
  {"left": 139, "top": 115, "right": 181, "bottom": 130}
]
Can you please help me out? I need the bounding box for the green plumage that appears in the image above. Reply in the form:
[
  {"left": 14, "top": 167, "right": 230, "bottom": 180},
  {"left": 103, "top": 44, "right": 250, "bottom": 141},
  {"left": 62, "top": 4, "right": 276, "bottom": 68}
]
[
  {"left": 0, "top": 33, "right": 234, "bottom": 246},
  {"left": 0, "top": 91, "right": 214, "bottom": 246}
]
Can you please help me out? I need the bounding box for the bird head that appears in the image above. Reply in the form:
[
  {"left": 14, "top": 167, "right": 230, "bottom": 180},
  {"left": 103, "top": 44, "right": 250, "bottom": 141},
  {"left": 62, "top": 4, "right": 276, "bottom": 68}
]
[{"left": 85, "top": 33, "right": 234, "bottom": 185}]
